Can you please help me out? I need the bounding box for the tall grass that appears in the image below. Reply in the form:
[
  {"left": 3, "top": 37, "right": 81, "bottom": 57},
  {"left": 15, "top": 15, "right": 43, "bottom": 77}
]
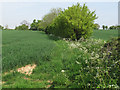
[
  {"left": 2, "top": 30, "right": 119, "bottom": 88},
  {"left": 2, "top": 30, "right": 56, "bottom": 72}
]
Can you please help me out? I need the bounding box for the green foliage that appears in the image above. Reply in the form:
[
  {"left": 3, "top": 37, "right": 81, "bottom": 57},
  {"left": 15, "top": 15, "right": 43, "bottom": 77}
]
[
  {"left": 40, "top": 8, "right": 62, "bottom": 30},
  {"left": 2, "top": 30, "right": 119, "bottom": 88},
  {"left": 50, "top": 37, "right": 119, "bottom": 88},
  {"left": 2, "top": 30, "right": 56, "bottom": 72},
  {"left": 109, "top": 25, "right": 118, "bottom": 30},
  {"left": 105, "top": 26, "right": 108, "bottom": 30},
  {"left": 2, "top": 72, "right": 48, "bottom": 88},
  {"left": 102, "top": 25, "right": 109, "bottom": 30},
  {"left": 47, "top": 3, "right": 97, "bottom": 40},
  {"left": 15, "top": 20, "right": 30, "bottom": 30},
  {"left": 0, "top": 25, "right": 4, "bottom": 30},
  {"left": 15, "top": 24, "right": 29, "bottom": 30},
  {"left": 102, "top": 25, "right": 105, "bottom": 30},
  {"left": 30, "top": 19, "right": 42, "bottom": 31},
  {"left": 93, "top": 23, "right": 100, "bottom": 30},
  {"left": 117, "top": 25, "right": 120, "bottom": 29},
  {"left": 52, "top": 37, "right": 119, "bottom": 88},
  {"left": 99, "top": 37, "right": 120, "bottom": 87}
]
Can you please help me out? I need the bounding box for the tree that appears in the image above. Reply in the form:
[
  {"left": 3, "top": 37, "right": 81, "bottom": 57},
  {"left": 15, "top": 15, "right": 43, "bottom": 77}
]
[
  {"left": 20, "top": 20, "right": 30, "bottom": 26},
  {"left": 0, "top": 25, "right": 4, "bottom": 30},
  {"left": 93, "top": 23, "right": 100, "bottom": 30},
  {"left": 102, "top": 25, "right": 105, "bottom": 30},
  {"left": 109, "top": 26, "right": 114, "bottom": 29},
  {"left": 15, "top": 20, "right": 29, "bottom": 30},
  {"left": 30, "top": 19, "right": 42, "bottom": 31},
  {"left": 15, "top": 24, "right": 29, "bottom": 30},
  {"left": 117, "top": 25, "right": 120, "bottom": 29},
  {"left": 109, "top": 25, "right": 117, "bottom": 30},
  {"left": 47, "top": 3, "right": 97, "bottom": 40},
  {"left": 105, "top": 26, "right": 108, "bottom": 30},
  {"left": 30, "top": 19, "right": 38, "bottom": 30},
  {"left": 40, "top": 8, "right": 62, "bottom": 30}
]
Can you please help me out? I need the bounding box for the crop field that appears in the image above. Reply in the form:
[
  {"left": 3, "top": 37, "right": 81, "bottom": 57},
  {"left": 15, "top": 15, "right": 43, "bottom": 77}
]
[
  {"left": 92, "top": 29, "right": 118, "bottom": 41},
  {"left": 2, "top": 30, "right": 56, "bottom": 72},
  {"left": 2, "top": 30, "right": 119, "bottom": 88}
]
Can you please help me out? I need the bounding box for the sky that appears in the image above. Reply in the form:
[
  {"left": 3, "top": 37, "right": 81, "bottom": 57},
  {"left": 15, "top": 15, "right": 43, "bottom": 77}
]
[
  {"left": 0, "top": 0, "right": 119, "bottom": 29},
  {"left": 118, "top": 1, "right": 120, "bottom": 25}
]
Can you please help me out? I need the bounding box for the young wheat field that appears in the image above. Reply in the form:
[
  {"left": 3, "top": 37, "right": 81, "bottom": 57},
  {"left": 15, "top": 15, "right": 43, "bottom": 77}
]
[{"left": 2, "top": 30, "right": 119, "bottom": 88}]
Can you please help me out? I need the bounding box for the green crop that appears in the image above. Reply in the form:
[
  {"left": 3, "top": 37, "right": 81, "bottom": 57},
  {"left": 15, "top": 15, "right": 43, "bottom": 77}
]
[
  {"left": 2, "top": 30, "right": 56, "bottom": 72},
  {"left": 2, "top": 30, "right": 119, "bottom": 88}
]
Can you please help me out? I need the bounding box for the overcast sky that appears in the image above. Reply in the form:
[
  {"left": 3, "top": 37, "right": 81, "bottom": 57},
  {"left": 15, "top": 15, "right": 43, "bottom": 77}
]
[{"left": 0, "top": 0, "right": 119, "bottom": 29}]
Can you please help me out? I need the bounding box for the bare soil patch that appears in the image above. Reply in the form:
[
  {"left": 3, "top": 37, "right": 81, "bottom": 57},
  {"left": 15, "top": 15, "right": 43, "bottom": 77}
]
[{"left": 17, "top": 64, "right": 36, "bottom": 76}]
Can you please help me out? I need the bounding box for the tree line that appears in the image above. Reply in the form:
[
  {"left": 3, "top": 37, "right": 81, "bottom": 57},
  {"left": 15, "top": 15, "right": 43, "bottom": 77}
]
[
  {"left": 102, "top": 25, "right": 120, "bottom": 30},
  {"left": 1, "top": 3, "right": 119, "bottom": 40}
]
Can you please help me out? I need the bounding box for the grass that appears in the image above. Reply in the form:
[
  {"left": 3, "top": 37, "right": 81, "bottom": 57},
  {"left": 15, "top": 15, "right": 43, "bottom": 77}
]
[
  {"left": 2, "top": 29, "right": 119, "bottom": 88},
  {"left": 2, "top": 30, "right": 56, "bottom": 72},
  {"left": 92, "top": 29, "right": 118, "bottom": 41}
]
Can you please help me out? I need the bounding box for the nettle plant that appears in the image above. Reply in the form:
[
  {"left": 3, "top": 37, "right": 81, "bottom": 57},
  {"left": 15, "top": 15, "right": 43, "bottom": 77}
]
[{"left": 47, "top": 3, "right": 97, "bottom": 40}]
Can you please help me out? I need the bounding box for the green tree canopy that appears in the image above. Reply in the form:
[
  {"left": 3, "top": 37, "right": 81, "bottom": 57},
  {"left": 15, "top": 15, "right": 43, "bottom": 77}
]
[
  {"left": 102, "top": 25, "right": 105, "bottom": 30},
  {"left": 15, "top": 20, "right": 29, "bottom": 30},
  {"left": 105, "top": 26, "right": 108, "bottom": 30},
  {"left": 47, "top": 3, "right": 97, "bottom": 40},
  {"left": 15, "top": 24, "right": 29, "bottom": 30},
  {"left": 30, "top": 19, "right": 42, "bottom": 31},
  {"left": 109, "top": 25, "right": 117, "bottom": 30},
  {"left": 93, "top": 23, "right": 100, "bottom": 30},
  {"left": 117, "top": 25, "right": 120, "bottom": 29},
  {"left": 40, "top": 8, "right": 62, "bottom": 30}
]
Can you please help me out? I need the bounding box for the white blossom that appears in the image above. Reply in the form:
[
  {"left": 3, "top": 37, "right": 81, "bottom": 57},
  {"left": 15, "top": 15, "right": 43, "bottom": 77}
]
[{"left": 61, "top": 70, "right": 65, "bottom": 72}]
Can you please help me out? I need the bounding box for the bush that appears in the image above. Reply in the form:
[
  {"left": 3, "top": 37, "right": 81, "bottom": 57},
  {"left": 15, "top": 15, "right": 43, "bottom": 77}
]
[
  {"left": 93, "top": 23, "right": 100, "bottom": 30},
  {"left": 15, "top": 24, "right": 29, "bottom": 30},
  {"left": 109, "top": 25, "right": 118, "bottom": 30},
  {"left": 99, "top": 37, "right": 120, "bottom": 87},
  {"left": 0, "top": 25, "right": 4, "bottom": 30},
  {"left": 46, "top": 3, "right": 97, "bottom": 40},
  {"left": 117, "top": 25, "right": 120, "bottom": 30},
  {"left": 53, "top": 38, "right": 119, "bottom": 88},
  {"left": 30, "top": 19, "right": 43, "bottom": 31}
]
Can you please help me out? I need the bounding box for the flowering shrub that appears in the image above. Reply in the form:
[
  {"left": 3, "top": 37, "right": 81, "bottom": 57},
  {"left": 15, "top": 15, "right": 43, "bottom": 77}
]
[
  {"left": 52, "top": 37, "right": 120, "bottom": 88},
  {"left": 99, "top": 37, "right": 120, "bottom": 87}
]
